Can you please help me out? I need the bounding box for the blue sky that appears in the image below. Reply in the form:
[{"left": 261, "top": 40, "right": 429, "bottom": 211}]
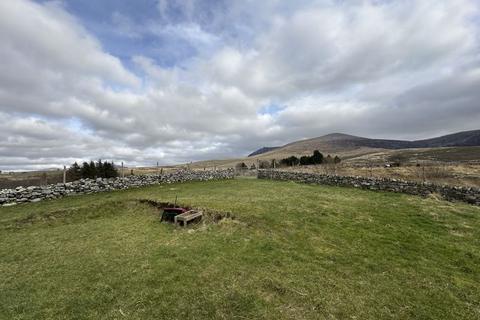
[{"left": 1, "top": 0, "right": 480, "bottom": 170}]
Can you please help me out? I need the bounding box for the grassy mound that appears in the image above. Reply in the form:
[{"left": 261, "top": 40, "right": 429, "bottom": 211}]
[{"left": 1, "top": 178, "right": 479, "bottom": 319}]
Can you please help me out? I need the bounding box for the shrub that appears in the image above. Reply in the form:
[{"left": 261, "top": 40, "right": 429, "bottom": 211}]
[
  {"left": 280, "top": 156, "right": 299, "bottom": 166},
  {"left": 258, "top": 160, "right": 271, "bottom": 169}
]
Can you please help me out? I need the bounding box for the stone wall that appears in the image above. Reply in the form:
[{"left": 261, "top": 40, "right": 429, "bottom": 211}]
[
  {"left": 0, "top": 169, "right": 235, "bottom": 207},
  {"left": 258, "top": 170, "right": 480, "bottom": 206}
]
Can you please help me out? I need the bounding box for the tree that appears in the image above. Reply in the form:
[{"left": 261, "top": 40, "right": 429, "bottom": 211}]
[
  {"left": 81, "top": 162, "right": 90, "bottom": 179},
  {"left": 324, "top": 155, "right": 333, "bottom": 164},
  {"left": 96, "top": 159, "right": 105, "bottom": 178},
  {"left": 312, "top": 150, "right": 324, "bottom": 164},
  {"left": 89, "top": 161, "right": 97, "bottom": 178},
  {"left": 334, "top": 156, "right": 341, "bottom": 164},
  {"left": 103, "top": 161, "right": 118, "bottom": 178},
  {"left": 80, "top": 161, "right": 97, "bottom": 179},
  {"left": 70, "top": 160, "right": 118, "bottom": 180},
  {"left": 235, "top": 162, "right": 248, "bottom": 170},
  {"left": 280, "top": 156, "right": 299, "bottom": 167},
  {"left": 66, "top": 162, "right": 82, "bottom": 181},
  {"left": 299, "top": 156, "right": 312, "bottom": 165}
]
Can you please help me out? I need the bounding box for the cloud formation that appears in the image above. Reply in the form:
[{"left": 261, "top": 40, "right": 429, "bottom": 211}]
[{"left": 0, "top": 0, "right": 479, "bottom": 170}]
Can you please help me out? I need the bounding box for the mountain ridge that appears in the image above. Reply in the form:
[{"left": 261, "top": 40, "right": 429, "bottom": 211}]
[{"left": 248, "top": 130, "right": 480, "bottom": 157}]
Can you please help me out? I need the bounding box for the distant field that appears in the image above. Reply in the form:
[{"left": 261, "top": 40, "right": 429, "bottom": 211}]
[
  {"left": 348, "top": 146, "right": 480, "bottom": 165},
  {"left": 1, "top": 179, "right": 479, "bottom": 319},
  {"left": 284, "top": 163, "right": 480, "bottom": 188},
  {"left": 0, "top": 170, "right": 65, "bottom": 189}
]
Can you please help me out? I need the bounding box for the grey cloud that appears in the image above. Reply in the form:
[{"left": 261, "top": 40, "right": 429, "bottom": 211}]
[{"left": 0, "top": 0, "right": 480, "bottom": 170}]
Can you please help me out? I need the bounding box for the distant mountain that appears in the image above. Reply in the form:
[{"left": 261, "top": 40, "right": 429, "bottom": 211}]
[
  {"left": 248, "top": 146, "right": 280, "bottom": 157},
  {"left": 248, "top": 130, "right": 480, "bottom": 158},
  {"left": 410, "top": 130, "right": 480, "bottom": 148}
]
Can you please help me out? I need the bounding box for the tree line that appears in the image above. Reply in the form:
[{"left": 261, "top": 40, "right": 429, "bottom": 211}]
[
  {"left": 280, "top": 150, "right": 341, "bottom": 167},
  {"left": 235, "top": 150, "right": 341, "bottom": 170},
  {"left": 66, "top": 160, "right": 119, "bottom": 180}
]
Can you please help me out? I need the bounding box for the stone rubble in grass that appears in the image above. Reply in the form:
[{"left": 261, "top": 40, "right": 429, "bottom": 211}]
[{"left": 0, "top": 169, "right": 235, "bottom": 206}]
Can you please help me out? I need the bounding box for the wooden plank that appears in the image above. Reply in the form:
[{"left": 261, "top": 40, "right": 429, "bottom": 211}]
[{"left": 175, "top": 211, "right": 203, "bottom": 227}]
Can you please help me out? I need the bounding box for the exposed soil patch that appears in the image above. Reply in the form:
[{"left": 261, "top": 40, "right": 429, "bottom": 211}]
[{"left": 136, "top": 198, "right": 235, "bottom": 224}]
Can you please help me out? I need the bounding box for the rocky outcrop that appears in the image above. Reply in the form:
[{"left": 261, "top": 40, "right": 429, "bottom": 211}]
[
  {"left": 0, "top": 169, "right": 234, "bottom": 207},
  {"left": 258, "top": 170, "right": 480, "bottom": 205}
]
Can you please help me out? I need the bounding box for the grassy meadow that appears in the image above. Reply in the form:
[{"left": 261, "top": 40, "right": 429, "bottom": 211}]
[{"left": 1, "top": 178, "right": 479, "bottom": 319}]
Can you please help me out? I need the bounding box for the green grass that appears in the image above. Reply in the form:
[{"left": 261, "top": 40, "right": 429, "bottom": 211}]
[{"left": 1, "top": 178, "right": 479, "bottom": 319}]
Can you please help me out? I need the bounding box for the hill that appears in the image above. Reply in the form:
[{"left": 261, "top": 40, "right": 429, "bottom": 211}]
[
  {"left": 411, "top": 130, "right": 480, "bottom": 148},
  {"left": 247, "top": 130, "right": 480, "bottom": 161},
  {"left": 247, "top": 146, "right": 280, "bottom": 157}
]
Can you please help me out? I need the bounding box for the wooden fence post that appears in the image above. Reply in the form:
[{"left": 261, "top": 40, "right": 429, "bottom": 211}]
[{"left": 63, "top": 165, "right": 66, "bottom": 184}]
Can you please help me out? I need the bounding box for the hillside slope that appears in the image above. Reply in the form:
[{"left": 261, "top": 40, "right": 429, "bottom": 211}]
[
  {"left": 249, "top": 130, "right": 480, "bottom": 160},
  {"left": 247, "top": 146, "right": 280, "bottom": 157}
]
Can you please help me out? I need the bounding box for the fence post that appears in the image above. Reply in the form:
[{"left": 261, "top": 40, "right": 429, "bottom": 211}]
[
  {"left": 121, "top": 162, "right": 124, "bottom": 178},
  {"left": 63, "top": 165, "right": 66, "bottom": 184}
]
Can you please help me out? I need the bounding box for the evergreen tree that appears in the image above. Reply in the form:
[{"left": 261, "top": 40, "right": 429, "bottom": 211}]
[
  {"left": 89, "top": 161, "right": 97, "bottom": 178},
  {"left": 299, "top": 156, "right": 311, "bottom": 165},
  {"left": 80, "top": 162, "right": 90, "bottom": 179},
  {"left": 96, "top": 159, "right": 105, "bottom": 178},
  {"left": 312, "top": 150, "right": 324, "bottom": 164},
  {"left": 66, "top": 162, "right": 82, "bottom": 181},
  {"left": 102, "top": 162, "right": 116, "bottom": 178}
]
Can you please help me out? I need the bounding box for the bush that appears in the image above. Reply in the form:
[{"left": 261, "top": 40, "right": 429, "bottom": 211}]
[
  {"left": 280, "top": 156, "right": 299, "bottom": 166},
  {"left": 299, "top": 156, "right": 312, "bottom": 165},
  {"left": 235, "top": 162, "right": 248, "bottom": 170},
  {"left": 258, "top": 160, "right": 271, "bottom": 169}
]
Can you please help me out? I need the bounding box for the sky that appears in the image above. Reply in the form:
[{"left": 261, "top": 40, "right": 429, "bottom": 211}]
[{"left": 1, "top": 0, "right": 480, "bottom": 170}]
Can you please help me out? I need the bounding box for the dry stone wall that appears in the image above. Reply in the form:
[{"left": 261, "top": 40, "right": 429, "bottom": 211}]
[
  {"left": 258, "top": 170, "right": 480, "bottom": 206},
  {"left": 0, "top": 169, "right": 234, "bottom": 207}
]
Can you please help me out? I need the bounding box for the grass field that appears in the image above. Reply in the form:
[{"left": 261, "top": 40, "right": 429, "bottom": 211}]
[
  {"left": 283, "top": 163, "right": 480, "bottom": 188},
  {"left": 1, "top": 178, "right": 479, "bottom": 319}
]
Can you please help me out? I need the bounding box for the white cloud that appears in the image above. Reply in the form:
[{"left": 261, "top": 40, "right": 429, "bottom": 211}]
[{"left": 0, "top": 0, "right": 479, "bottom": 170}]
